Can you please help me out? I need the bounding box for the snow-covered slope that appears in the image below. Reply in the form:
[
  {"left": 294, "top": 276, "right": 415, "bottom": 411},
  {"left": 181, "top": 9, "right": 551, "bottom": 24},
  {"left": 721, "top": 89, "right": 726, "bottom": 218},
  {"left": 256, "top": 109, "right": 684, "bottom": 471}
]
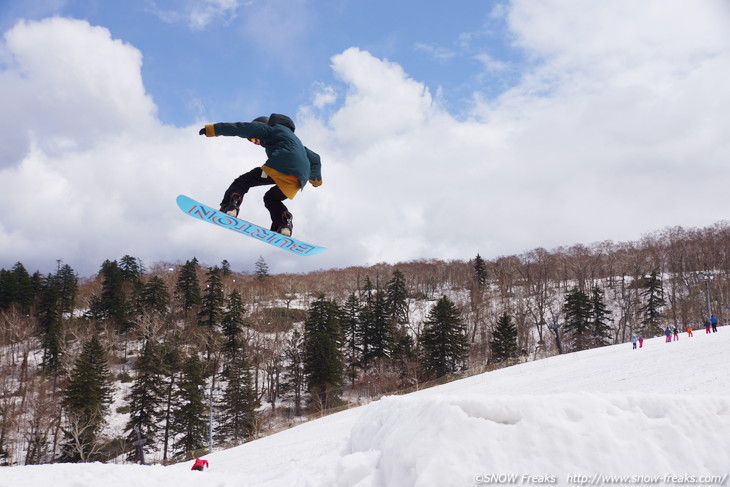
[{"left": 2, "top": 330, "right": 729, "bottom": 487}]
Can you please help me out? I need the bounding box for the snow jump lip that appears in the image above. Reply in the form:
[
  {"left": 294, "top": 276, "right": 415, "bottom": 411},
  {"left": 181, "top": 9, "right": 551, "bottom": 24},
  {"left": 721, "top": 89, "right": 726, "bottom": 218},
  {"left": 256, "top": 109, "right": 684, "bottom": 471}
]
[{"left": 176, "top": 194, "right": 326, "bottom": 256}]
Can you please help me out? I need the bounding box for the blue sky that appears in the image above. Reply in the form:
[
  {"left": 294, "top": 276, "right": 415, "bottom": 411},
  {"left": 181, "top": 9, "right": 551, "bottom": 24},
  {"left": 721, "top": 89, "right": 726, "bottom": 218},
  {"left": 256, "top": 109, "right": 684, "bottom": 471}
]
[
  {"left": 2, "top": 0, "right": 522, "bottom": 126},
  {"left": 1, "top": 0, "right": 729, "bottom": 277}
]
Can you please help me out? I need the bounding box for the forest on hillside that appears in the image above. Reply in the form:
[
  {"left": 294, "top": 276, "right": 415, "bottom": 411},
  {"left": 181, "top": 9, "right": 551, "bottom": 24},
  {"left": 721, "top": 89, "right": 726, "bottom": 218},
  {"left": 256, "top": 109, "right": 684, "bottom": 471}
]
[{"left": 0, "top": 222, "right": 728, "bottom": 466}]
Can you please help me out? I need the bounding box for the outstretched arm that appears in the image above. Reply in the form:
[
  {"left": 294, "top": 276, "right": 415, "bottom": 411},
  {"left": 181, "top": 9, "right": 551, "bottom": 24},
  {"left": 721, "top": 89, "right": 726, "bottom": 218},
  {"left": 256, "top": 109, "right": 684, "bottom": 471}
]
[{"left": 199, "top": 122, "right": 270, "bottom": 139}]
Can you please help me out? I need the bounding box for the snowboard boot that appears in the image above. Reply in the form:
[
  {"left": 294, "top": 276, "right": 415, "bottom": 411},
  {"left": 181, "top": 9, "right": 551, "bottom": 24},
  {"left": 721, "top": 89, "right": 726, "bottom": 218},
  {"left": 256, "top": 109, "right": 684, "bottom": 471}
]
[
  {"left": 277, "top": 211, "right": 294, "bottom": 236},
  {"left": 220, "top": 193, "right": 242, "bottom": 217}
]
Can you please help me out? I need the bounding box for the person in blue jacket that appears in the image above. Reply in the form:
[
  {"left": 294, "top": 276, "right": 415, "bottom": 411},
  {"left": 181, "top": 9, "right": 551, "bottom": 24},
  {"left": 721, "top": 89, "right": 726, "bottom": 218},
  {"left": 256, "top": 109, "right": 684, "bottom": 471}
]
[
  {"left": 199, "top": 113, "right": 322, "bottom": 236},
  {"left": 664, "top": 326, "right": 672, "bottom": 343}
]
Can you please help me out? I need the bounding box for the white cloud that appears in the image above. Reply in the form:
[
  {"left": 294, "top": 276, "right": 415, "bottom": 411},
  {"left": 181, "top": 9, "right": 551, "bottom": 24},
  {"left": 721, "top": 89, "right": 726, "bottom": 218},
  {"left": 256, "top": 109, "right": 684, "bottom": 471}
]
[
  {"left": 413, "top": 42, "right": 456, "bottom": 62},
  {"left": 147, "top": 0, "right": 241, "bottom": 30},
  {"left": 2, "top": 0, "right": 730, "bottom": 277}
]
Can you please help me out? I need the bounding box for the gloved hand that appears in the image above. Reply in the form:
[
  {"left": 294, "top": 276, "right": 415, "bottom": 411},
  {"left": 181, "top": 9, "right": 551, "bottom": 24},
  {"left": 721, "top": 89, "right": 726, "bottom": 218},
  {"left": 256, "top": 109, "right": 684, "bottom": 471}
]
[{"left": 199, "top": 128, "right": 206, "bottom": 135}]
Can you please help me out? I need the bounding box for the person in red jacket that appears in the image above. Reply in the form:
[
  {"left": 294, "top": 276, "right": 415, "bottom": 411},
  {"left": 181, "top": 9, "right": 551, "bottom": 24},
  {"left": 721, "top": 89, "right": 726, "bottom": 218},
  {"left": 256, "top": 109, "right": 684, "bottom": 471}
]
[{"left": 191, "top": 457, "right": 209, "bottom": 471}]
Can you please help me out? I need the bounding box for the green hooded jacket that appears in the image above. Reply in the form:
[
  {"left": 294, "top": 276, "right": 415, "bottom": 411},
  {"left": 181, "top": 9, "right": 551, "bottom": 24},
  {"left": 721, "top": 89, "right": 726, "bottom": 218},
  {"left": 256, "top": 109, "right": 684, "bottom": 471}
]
[{"left": 203, "top": 113, "right": 322, "bottom": 199}]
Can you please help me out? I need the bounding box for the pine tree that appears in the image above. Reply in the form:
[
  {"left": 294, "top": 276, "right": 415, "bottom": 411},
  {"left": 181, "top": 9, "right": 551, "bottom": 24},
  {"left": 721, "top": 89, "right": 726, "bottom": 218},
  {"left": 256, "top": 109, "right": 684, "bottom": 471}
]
[
  {"left": 55, "top": 263, "right": 78, "bottom": 317},
  {"left": 220, "top": 260, "right": 232, "bottom": 276},
  {"left": 94, "top": 260, "right": 133, "bottom": 330},
  {"left": 198, "top": 266, "right": 224, "bottom": 328},
  {"left": 490, "top": 312, "right": 518, "bottom": 362},
  {"left": 138, "top": 276, "right": 170, "bottom": 317},
  {"left": 125, "top": 340, "right": 164, "bottom": 462},
  {"left": 641, "top": 270, "right": 665, "bottom": 336},
  {"left": 419, "top": 296, "right": 469, "bottom": 378},
  {"left": 590, "top": 286, "right": 612, "bottom": 347},
  {"left": 384, "top": 270, "right": 409, "bottom": 327},
  {"left": 359, "top": 278, "right": 392, "bottom": 367},
  {"left": 563, "top": 287, "right": 593, "bottom": 352},
  {"left": 283, "top": 329, "right": 305, "bottom": 416},
  {"left": 119, "top": 255, "right": 144, "bottom": 282},
  {"left": 171, "top": 354, "right": 208, "bottom": 456},
  {"left": 175, "top": 258, "right": 201, "bottom": 318},
  {"left": 254, "top": 256, "right": 269, "bottom": 281},
  {"left": 215, "top": 346, "right": 257, "bottom": 443},
  {"left": 12, "top": 262, "right": 35, "bottom": 313},
  {"left": 221, "top": 290, "right": 247, "bottom": 357},
  {"left": 60, "top": 335, "right": 114, "bottom": 462},
  {"left": 158, "top": 343, "right": 182, "bottom": 464},
  {"left": 303, "top": 296, "right": 344, "bottom": 410},
  {"left": 37, "top": 274, "right": 63, "bottom": 371},
  {"left": 385, "top": 270, "right": 414, "bottom": 372},
  {"left": 473, "top": 254, "right": 488, "bottom": 290},
  {"left": 340, "top": 293, "right": 362, "bottom": 383}
]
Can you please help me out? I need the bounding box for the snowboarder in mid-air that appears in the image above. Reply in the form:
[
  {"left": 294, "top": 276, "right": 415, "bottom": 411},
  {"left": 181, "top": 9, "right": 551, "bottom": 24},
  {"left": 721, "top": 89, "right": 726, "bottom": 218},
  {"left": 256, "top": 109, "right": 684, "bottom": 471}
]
[{"left": 199, "top": 113, "right": 322, "bottom": 237}]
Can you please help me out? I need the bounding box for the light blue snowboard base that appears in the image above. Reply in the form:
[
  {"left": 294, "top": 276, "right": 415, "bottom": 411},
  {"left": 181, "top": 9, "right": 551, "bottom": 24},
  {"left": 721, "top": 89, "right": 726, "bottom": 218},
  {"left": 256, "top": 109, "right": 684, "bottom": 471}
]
[{"left": 176, "top": 195, "right": 325, "bottom": 256}]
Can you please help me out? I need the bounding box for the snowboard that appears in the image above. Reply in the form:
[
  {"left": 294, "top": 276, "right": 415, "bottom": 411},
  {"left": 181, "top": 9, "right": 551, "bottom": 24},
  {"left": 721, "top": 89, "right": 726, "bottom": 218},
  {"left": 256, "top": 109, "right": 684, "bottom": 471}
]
[{"left": 176, "top": 195, "right": 325, "bottom": 256}]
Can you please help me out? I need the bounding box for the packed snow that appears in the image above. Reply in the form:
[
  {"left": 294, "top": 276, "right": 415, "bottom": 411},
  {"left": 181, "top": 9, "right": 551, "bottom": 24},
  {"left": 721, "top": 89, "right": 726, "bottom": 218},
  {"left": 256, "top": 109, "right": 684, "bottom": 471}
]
[{"left": 2, "top": 329, "right": 729, "bottom": 486}]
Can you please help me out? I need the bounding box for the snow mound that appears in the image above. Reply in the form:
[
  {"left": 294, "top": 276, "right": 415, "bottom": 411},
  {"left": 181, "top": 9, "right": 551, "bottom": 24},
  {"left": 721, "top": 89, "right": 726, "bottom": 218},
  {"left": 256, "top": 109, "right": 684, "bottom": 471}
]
[{"left": 327, "top": 394, "right": 730, "bottom": 486}]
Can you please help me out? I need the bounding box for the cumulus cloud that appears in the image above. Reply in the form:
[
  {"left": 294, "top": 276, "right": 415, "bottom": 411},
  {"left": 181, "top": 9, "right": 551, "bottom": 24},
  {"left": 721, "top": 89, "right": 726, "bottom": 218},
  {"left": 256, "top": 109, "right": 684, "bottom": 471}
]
[{"left": 1, "top": 0, "right": 730, "bottom": 277}]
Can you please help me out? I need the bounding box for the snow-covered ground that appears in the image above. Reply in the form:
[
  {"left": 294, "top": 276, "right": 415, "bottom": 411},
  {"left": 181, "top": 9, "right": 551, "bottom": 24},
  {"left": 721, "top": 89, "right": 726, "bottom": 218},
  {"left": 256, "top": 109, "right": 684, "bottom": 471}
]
[{"left": 2, "top": 329, "right": 729, "bottom": 486}]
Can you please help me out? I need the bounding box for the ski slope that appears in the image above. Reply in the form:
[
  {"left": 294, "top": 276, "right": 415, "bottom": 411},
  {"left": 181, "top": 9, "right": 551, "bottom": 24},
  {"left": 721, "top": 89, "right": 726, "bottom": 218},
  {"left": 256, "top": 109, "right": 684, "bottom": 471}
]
[{"left": 2, "top": 329, "right": 729, "bottom": 486}]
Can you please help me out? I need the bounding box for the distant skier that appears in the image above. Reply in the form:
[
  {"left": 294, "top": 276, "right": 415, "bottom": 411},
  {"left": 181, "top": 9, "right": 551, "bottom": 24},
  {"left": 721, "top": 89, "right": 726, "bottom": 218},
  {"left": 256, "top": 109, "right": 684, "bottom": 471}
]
[
  {"left": 631, "top": 334, "right": 637, "bottom": 350},
  {"left": 665, "top": 327, "right": 672, "bottom": 343},
  {"left": 638, "top": 334, "right": 644, "bottom": 348},
  {"left": 705, "top": 320, "right": 711, "bottom": 334},
  {"left": 710, "top": 315, "right": 718, "bottom": 333},
  {"left": 686, "top": 324, "right": 693, "bottom": 337},
  {"left": 673, "top": 326, "right": 679, "bottom": 341},
  {"left": 191, "top": 457, "right": 209, "bottom": 471},
  {"left": 199, "top": 114, "right": 322, "bottom": 236}
]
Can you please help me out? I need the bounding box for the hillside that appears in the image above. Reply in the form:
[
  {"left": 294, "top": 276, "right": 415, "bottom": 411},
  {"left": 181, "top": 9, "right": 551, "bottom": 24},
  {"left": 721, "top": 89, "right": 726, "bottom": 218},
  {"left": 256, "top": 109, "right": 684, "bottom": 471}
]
[{"left": 2, "top": 326, "right": 728, "bottom": 487}]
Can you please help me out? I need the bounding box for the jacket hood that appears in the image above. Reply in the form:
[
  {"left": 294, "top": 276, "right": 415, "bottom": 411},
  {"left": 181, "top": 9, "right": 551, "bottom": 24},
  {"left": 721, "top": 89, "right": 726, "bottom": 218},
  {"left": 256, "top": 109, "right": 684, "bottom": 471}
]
[{"left": 268, "top": 113, "right": 295, "bottom": 132}]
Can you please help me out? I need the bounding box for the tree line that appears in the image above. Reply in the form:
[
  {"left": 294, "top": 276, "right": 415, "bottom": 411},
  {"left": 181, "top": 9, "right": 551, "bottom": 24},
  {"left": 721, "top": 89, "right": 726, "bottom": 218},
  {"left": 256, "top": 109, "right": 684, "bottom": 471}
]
[{"left": 0, "top": 222, "right": 727, "bottom": 465}]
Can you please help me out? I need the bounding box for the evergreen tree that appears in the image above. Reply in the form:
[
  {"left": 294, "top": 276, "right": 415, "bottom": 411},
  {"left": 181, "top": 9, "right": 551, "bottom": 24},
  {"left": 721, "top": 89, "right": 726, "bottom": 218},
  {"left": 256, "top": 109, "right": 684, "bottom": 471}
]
[
  {"left": 303, "top": 296, "right": 344, "bottom": 410},
  {"left": 125, "top": 340, "right": 164, "bottom": 462},
  {"left": 138, "top": 276, "right": 170, "bottom": 317},
  {"left": 490, "top": 312, "right": 518, "bottom": 362},
  {"left": 0, "top": 263, "right": 34, "bottom": 311},
  {"left": 55, "top": 263, "right": 78, "bottom": 317},
  {"left": 221, "top": 290, "right": 247, "bottom": 357},
  {"left": 12, "top": 262, "right": 35, "bottom": 312},
  {"left": 359, "top": 278, "right": 392, "bottom": 367},
  {"left": 385, "top": 270, "right": 415, "bottom": 372},
  {"left": 215, "top": 346, "right": 257, "bottom": 443},
  {"left": 419, "top": 296, "right": 469, "bottom": 378},
  {"left": 158, "top": 343, "right": 182, "bottom": 463},
  {"left": 563, "top": 287, "right": 592, "bottom": 352},
  {"left": 340, "top": 293, "right": 362, "bottom": 383},
  {"left": 255, "top": 256, "right": 269, "bottom": 281},
  {"left": 198, "top": 266, "right": 224, "bottom": 328},
  {"left": 0, "top": 268, "right": 11, "bottom": 310},
  {"left": 94, "top": 260, "right": 133, "bottom": 330},
  {"left": 641, "top": 270, "right": 666, "bottom": 335},
  {"left": 384, "top": 270, "right": 409, "bottom": 327},
  {"left": 37, "top": 274, "right": 63, "bottom": 371},
  {"left": 590, "top": 286, "right": 613, "bottom": 347},
  {"left": 175, "top": 258, "right": 201, "bottom": 317},
  {"left": 283, "top": 329, "right": 305, "bottom": 416},
  {"left": 473, "top": 253, "right": 488, "bottom": 290},
  {"left": 119, "top": 255, "right": 144, "bottom": 282},
  {"left": 60, "top": 335, "right": 114, "bottom": 462},
  {"left": 171, "top": 354, "right": 208, "bottom": 456},
  {"left": 220, "top": 260, "right": 232, "bottom": 276}
]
